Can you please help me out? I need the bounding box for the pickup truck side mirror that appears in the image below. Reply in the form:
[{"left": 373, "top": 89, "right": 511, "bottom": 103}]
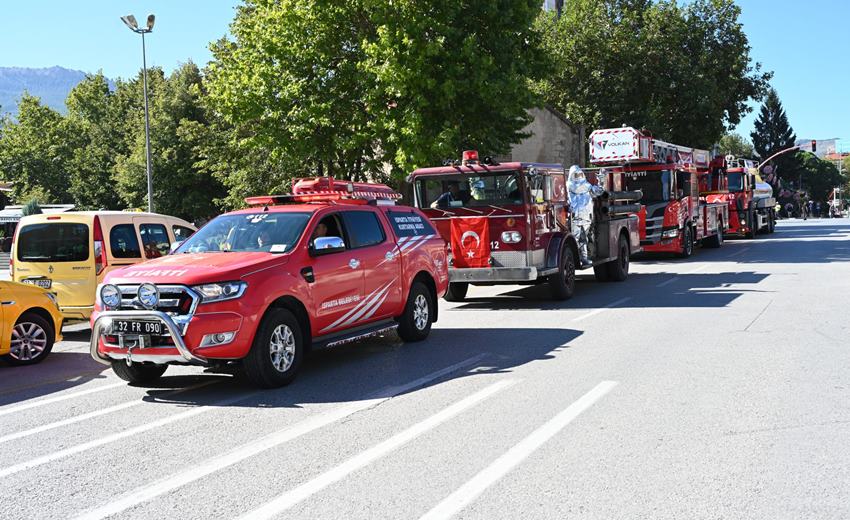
[
  {"left": 169, "top": 240, "right": 185, "bottom": 254},
  {"left": 311, "top": 236, "right": 346, "bottom": 255}
]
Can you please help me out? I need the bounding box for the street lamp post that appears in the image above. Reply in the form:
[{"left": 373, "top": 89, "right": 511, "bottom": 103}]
[{"left": 120, "top": 14, "right": 156, "bottom": 213}]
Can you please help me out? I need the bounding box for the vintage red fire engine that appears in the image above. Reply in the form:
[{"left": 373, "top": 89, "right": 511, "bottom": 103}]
[
  {"left": 408, "top": 151, "right": 641, "bottom": 301},
  {"left": 90, "top": 178, "right": 448, "bottom": 388},
  {"left": 590, "top": 127, "right": 729, "bottom": 257}
]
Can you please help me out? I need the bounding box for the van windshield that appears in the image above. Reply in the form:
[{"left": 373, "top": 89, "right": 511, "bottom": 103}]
[
  {"left": 17, "top": 223, "right": 90, "bottom": 262},
  {"left": 175, "top": 212, "right": 311, "bottom": 254}
]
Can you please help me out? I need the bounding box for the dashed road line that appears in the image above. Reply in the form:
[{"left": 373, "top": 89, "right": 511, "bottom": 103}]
[
  {"left": 238, "top": 379, "right": 518, "bottom": 520},
  {"left": 419, "top": 381, "right": 619, "bottom": 520},
  {"left": 73, "top": 354, "right": 488, "bottom": 520},
  {"left": 0, "top": 382, "right": 126, "bottom": 418},
  {"left": 655, "top": 276, "right": 680, "bottom": 288},
  {"left": 573, "top": 298, "right": 632, "bottom": 322},
  {"left": 0, "top": 380, "right": 219, "bottom": 444}
]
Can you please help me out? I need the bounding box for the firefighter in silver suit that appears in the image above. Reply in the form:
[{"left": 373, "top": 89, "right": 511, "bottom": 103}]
[{"left": 568, "top": 165, "right": 603, "bottom": 267}]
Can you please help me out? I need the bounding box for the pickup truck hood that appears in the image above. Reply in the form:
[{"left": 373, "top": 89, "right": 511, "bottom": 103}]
[{"left": 105, "top": 252, "right": 289, "bottom": 285}]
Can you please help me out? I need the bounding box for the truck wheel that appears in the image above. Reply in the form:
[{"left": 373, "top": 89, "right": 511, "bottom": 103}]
[
  {"left": 242, "top": 308, "right": 304, "bottom": 388},
  {"left": 607, "top": 234, "right": 630, "bottom": 282},
  {"left": 768, "top": 211, "right": 776, "bottom": 233},
  {"left": 548, "top": 246, "right": 575, "bottom": 300},
  {"left": 397, "top": 282, "right": 434, "bottom": 342},
  {"left": 444, "top": 282, "right": 469, "bottom": 302},
  {"left": 679, "top": 227, "right": 694, "bottom": 258},
  {"left": 111, "top": 362, "right": 167, "bottom": 384},
  {"left": 705, "top": 222, "right": 724, "bottom": 249},
  {"left": 593, "top": 264, "right": 610, "bottom": 282},
  {"left": 745, "top": 211, "right": 756, "bottom": 239},
  {"left": 3, "top": 312, "right": 55, "bottom": 366}
]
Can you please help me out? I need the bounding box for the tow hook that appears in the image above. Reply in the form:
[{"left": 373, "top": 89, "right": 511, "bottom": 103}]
[{"left": 126, "top": 344, "right": 135, "bottom": 366}]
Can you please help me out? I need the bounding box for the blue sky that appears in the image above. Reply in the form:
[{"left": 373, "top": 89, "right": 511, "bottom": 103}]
[{"left": 0, "top": 0, "right": 846, "bottom": 144}]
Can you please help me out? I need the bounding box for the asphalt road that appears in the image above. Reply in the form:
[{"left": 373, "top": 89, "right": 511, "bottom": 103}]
[{"left": 1, "top": 218, "right": 848, "bottom": 520}]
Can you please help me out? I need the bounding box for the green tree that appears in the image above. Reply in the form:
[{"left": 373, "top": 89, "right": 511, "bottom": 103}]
[
  {"left": 115, "top": 63, "right": 226, "bottom": 220},
  {"left": 21, "top": 199, "right": 42, "bottom": 216},
  {"left": 799, "top": 153, "right": 847, "bottom": 203},
  {"left": 718, "top": 132, "right": 755, "bottom": 158},
  {"left": 206, "top": 0, "right": 546, "bottom": 192},
  {"left": 537, "top": 0, "right": 770, "bottom": 148},
  {"left": 750, "top": 88, "right": 800, "bottom": 184},
  {"left": 0, "top": 94, "right": 74, "bottom": 203}
]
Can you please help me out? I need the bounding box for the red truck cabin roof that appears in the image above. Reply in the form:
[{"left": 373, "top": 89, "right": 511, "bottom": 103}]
[{"left": 408, "top": 162, "right": 563, "bottom": 181}]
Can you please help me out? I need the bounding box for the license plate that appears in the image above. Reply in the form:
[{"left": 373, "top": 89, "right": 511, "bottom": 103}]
[
  {"left": 111, "top": 320, "right": 164, "bottom": 335},
  {"left": 22, "top": 278, "right": 52, "bottom": 289}
]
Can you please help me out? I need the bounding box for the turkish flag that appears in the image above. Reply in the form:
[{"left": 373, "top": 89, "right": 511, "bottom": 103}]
[{"left": 450, "top": 217, "right": 490, "bottom": 268}]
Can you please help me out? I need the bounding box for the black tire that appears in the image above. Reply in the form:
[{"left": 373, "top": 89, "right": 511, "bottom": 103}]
[
  {"left": 548, "top": 246, "right": 576, "bottom": 300},
  {"left": 768, "top": 211, "right": 776, "bottom": 233},
  {"left": 111, "top": 362, "right": 168, "bottom": 384},
  {"left": 444, "top": 282, "right": 469, "bottom": 302},
  {"left": 242, "top": 308, "right": 304, "bottom": 388},
  {"left": 745, "top": 210, "right": 756, "bottom": 239},
  {"left": 397, "top": 282, "right": 434, "bottom": 342},
  {"left": 678, "top": 226, "right": 694, "bottom": 258},
  {"left": 593, "top": 264, "right": 610, "bottom": 282},
  {"left": 607, "top": 234, "right": 630, "bottom": 281},
  {"left": 2, "top": 312, "right": 55, "bottom": 366},
  {"left": 705, "top": 221, "right": 724, "bottom": 249}
]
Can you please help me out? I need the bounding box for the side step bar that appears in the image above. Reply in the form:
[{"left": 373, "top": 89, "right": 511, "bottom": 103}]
[{"left": 312, "top": 319, "right": 398, "bottom": 350}]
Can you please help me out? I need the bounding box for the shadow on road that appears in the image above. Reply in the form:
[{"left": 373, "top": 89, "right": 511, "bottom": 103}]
[
  {"left": 138, "top": 327, "right": 582, "bottom": 408},
  {"left": 0, "top": 352, "right": 111, "bottom": 405}
]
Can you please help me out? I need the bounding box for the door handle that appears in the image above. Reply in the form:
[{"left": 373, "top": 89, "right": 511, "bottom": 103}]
[
  {"left": 300, "top": 267, "right": 315, "bottom": 283},
  {"left": 348, "top": 259, "right": 360, "bottom": 269}
]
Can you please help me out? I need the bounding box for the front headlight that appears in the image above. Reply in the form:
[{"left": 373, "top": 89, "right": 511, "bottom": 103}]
[
  {"left": 501, "top": 231, "right": 522, "bottom": 243},
  {"left": 661, "top": 228, "right": 679, "bottom": 239},
  {"left": 193, "top": 281, "right": 247, "bottom": 303},
  {"left": 99, "top": 284, "right": 121, "bottom": 310}
]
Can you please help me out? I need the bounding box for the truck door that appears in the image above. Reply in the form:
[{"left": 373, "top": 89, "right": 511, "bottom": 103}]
[
  {"left": 340, "top": 209, "right": 403, "bottom": 323},
  {"left": 309, "top": 212, "right": 366, "bottom": 336}
]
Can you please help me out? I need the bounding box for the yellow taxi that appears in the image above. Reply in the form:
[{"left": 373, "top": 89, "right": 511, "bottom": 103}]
[{"left": 0, "top": 280, "right": 63, "bottom": 365}]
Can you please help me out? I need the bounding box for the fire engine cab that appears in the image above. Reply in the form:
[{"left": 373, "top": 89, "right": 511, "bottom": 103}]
[
  {"left": 705, "top": 156, "right": 776, "bottom": 237},
  {"left": 408, "top": 151, "right": 641, "bottom": 301},
  {"left": 590, "top": 127, "right": 729, "bottom": 257},
  {"left": 90, "top": 177, "right": 448, "bottom": 388}
]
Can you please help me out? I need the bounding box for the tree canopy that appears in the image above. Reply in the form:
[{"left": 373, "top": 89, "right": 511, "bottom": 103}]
[
  {"left": 718, "top": 132, "right": 755, "bottom": 158},
  {"left": 536, "top": 0, "right": 771, "bottom": 148},
  {"left": 750, "top": 88, "right": 801, "bottom": 186}
]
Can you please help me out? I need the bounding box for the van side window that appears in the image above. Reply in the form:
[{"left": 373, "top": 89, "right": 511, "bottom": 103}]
[
  {"left": 139, "top": 224, "right": 171, "bottom": 259},
  {"left": 173, "top": 225, "right": 195, "bottom": 242},
  {"left": 109, "top": 224, "right": 142, "bottom": 259}
]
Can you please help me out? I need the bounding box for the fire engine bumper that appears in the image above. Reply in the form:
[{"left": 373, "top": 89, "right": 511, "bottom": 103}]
[{"left": 449, "top": 267, "right": 538, "bottom": 282}]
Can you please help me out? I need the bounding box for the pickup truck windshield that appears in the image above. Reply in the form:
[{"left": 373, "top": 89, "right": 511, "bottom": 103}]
[
  {"left": 176, "top": 212, "right": 311, "bottom": 254},
  {"left": 415, "top": 171, "right": 524, "bottom": 209}
]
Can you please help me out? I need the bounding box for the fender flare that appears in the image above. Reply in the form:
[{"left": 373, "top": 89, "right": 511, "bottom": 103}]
[{"left": 546, "top": 233, "right": 579, "bottom": 270}]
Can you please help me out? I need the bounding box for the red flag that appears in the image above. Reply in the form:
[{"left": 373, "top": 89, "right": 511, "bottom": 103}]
[{"left": 450, "top": 217, "right": 490, "bottom": 268}]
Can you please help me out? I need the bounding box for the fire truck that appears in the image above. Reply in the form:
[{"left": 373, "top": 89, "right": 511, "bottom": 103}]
[
  {"left": 90, "top": 177, "right": 448, "bottom": 388},
  {"left": 705, "top": 157, "right": 776, "bottom": 237},
  {"left": 589, "top": 127, "right": 728, "bottom": 257},
  {"left": 407, "top": 151, "right": 641, "bottom": 301}
]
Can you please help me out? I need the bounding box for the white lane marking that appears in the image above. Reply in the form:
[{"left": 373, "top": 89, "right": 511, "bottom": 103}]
[
  {"left": 419, "top": 381, "right": 618, "bottom": 520},
  {"left": 238, "top": 379, "right": 518, "bottom": 520},
  {"left": 0, "top": 382, "right": 126, "bottom": 418},
  {"left": 684, "top": 265, "right": 707, "bottom": 274},
  {"left": 0, "top": 380, "right": 219, "bottom": 444},
  {"left": 728, "top": 247, "right": 750, "bottom": 257},
  {"left": 0, "top": 389, "right": 263, "bottom": 478},
  {"left": 74, "top": 354, "right": 488, "bottom": 520},
  {"left": 655, "top": 276, "right": 680, "bottom": 288},
  {"left": 573, "top": 297, "right": 631, "bottom": 322}
]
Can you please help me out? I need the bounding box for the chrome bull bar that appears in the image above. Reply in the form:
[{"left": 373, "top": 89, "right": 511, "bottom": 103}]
[{"left": 90, "top": 310, "right": 208, "bottom": 366}]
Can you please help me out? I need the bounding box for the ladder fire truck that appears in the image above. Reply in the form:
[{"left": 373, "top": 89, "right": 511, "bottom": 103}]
[
  {"left": 407, "top": 150, "right": 641, "bottom": 301},
  {"left": 589, "top": 127, "right": 728, "bottom": 257},
  {"left": 705, "top": 156, "right": 776, "bottom": 237}
]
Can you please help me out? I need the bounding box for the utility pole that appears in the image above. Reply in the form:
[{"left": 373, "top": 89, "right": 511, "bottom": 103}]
[{"left": 121, "top": 14, "right": 156, "bottom": 213}]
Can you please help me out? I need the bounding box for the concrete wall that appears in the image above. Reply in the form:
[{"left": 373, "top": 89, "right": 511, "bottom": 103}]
[{"left": 499, "top": 106, "right": 584, "bottom": 167}]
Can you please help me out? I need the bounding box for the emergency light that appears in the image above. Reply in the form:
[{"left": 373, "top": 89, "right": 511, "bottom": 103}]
[
  {"left": 244, "top": 176, "right": 402, "bottom": 206},
  {"left": 462, "top": 150, "right": 479, "bottom": 165}
]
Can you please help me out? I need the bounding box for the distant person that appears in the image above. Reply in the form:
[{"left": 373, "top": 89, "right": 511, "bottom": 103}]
[
  {"left": 815, "top": 201, "right": 822, "bottom": 218},
  {"left": 312, "top": 222, "right": 328, "bottom": 240}
]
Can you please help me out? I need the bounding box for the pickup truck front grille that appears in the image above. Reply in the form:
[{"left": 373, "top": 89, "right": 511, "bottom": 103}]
[{"left": 116, "top": 285, "right": 199, "bottom": 317}]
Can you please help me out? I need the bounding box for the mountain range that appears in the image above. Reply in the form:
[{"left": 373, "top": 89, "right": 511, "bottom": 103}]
[{"left": 0, "top": 66, "right": 95, "bottom": 116}]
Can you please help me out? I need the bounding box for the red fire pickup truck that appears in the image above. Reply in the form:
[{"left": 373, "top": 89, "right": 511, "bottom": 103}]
[{"left": 89, "top": 178, "right": 448, "bottom": 388}]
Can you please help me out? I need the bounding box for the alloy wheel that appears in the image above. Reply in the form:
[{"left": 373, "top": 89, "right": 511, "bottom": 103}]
[
  {"left": 269, "top": 324, "right": 296, "bottom": 373},
  {"left": 413, "top": 294, "right": 429, "bottom": 331},
  {"left": 9, "top": 322, "right": 48, "bottom": 362}
]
